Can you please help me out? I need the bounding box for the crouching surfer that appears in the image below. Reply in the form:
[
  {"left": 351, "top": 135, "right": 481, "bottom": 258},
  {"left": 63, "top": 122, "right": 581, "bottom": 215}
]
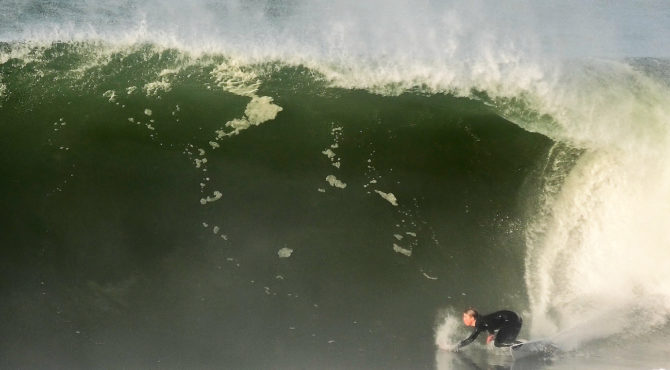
[{"left": 457, "top": 307, "right": 523, "bottom": 349}]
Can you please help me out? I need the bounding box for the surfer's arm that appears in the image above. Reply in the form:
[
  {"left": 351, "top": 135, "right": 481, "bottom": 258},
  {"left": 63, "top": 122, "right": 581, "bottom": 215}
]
[{"left": 457, "top": 328, "right": 481, "bottom": 349}]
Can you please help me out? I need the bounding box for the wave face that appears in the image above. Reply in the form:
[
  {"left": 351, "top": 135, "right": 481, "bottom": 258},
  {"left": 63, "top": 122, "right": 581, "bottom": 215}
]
[{"left": 2, "top": 1, "right": 670, "bottom": 369}]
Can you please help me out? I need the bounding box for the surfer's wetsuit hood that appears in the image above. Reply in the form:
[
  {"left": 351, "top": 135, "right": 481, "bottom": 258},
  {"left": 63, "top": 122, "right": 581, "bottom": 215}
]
[{"left": 458, "top": 310, "right": 522, "bottom": 348}]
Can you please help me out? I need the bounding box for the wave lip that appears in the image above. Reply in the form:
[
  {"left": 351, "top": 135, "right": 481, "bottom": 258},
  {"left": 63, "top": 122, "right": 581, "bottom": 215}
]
[
  {"left": 3, "top": 2, "right": 669, "bottom": 134},
  {"left": 3, "top": 1, "right": 670, "bottom": 59}
]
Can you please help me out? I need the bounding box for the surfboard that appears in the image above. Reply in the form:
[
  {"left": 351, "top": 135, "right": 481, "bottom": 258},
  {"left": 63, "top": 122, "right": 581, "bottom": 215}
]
[{"left": 510, "top": 339, "right": 559, "bottom": 360}]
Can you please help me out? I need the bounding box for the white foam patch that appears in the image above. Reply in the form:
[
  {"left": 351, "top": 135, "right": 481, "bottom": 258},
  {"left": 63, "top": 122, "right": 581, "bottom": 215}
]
[
  {"left": 144, "top": 108, "right": 152, "bottom": 116},
  {"left": 159, "top": 67, "right": 180, "bottom": 77},
  {"left": 0, "top": 81, "right": 7, "bottom": 102},
  {"left": 278, "top": 247, "right": 293, "bottom": 258},
  {"left": 218, "top": 96, "right": 283, "bottom": 137},
  {"left": 375, "top": 190, "right": 398, "bottom": 206},
  {"left": 325, "top": 175, "right": 346, "bottom": 189},
  {"left": 322, "top": 149, "right": 336, "bottom": 159},
  {"left": 323, "top": 126, "right": 344, "bottom": 169},
  {"left": 211, "top": 61, "right": 260, "bottom": 97},
  {"left": 422, "top": 271, "right": 438, "bottom": 280},
  {"left": 216, "top": 119, "right": 243, "bottom": 138},
  {"left": 194, "top": 158, "right": 207, "bottom": 168},
  {"left": 200, "top": 190, "right": 222, "bottom": 205},
  {"left": 126, "top": 86, "right": 137, "bottom": 95},
  {"left": 102, "top": 90, "right": 116, "bottom": 102},
  {"left": 393, "top": 243, "right": 411, "bottom": 257},
  {"left": 209, "top": 141, "right": 220, "bottom": 149},
  {"left": 245, "top": 96, "right": 282, "bottom": 124},
  {"left": 144, "top": 80, "right": 171, "bottom": 96},
  {"left": 209, "top": 61, "right": 284, "bottom": 139}
]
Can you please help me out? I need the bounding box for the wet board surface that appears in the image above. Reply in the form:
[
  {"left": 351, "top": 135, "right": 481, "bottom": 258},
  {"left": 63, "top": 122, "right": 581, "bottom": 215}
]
[{"left": 510, "top": 340, "right": 559, "bottom": 360}]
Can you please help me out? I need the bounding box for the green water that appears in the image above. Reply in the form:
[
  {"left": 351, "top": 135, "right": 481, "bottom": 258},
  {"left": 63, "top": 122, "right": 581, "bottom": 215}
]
[{"left": 0, "top": 43, "right": 556, "bottom": 369}]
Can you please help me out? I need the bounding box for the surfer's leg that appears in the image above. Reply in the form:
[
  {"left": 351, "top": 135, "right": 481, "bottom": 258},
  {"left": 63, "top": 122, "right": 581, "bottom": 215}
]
[{"left": 494, "top": 318, "right": 522, "bottom": 347}]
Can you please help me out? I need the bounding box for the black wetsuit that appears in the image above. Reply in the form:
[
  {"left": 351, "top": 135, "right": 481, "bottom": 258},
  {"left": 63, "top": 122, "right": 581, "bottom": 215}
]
[{"left": 458, "top": 310, "right": 522, "bottom": 348}]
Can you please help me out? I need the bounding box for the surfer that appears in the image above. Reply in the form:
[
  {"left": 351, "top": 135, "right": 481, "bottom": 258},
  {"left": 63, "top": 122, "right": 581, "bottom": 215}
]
[{"left": 457, "top": 307, "right": 522, "bottom": 349}]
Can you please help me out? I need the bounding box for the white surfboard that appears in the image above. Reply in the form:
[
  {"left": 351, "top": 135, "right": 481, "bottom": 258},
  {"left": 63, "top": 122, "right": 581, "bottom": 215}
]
[{"left": 510, "top": 339, "right": 559, "bottom": 360}]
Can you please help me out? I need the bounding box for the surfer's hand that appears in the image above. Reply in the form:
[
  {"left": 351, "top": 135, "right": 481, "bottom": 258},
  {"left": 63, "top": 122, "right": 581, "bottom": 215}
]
[{"left": 486, "top": 334, "right": 495, "bottom": 344}]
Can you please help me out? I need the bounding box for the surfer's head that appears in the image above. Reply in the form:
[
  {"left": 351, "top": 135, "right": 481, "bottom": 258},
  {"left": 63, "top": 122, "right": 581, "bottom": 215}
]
[{"left": 462, "top": 307, "right": 478, "bottom": 327}]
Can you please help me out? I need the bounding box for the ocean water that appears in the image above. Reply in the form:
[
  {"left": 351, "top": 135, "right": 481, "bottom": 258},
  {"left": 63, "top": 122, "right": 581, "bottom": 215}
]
[{"left": 1, "top": 1, "right": 670, "bottom": 369}]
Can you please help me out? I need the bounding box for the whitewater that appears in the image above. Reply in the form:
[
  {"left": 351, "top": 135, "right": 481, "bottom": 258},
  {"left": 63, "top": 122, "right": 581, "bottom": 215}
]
[{"left": 1, "top": 1, "right": 670, "bottom": 369}]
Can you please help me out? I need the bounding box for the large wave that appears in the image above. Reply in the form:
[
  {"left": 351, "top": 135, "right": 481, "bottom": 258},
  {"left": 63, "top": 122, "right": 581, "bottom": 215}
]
[{"left": 3, "top": 0, "right": 670, "bottom": 361}]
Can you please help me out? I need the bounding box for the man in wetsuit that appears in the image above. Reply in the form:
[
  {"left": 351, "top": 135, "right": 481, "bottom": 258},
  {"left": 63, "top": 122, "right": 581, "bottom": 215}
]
[{"left": 457, "top": 307, "right": 523, "bottom": 349}]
